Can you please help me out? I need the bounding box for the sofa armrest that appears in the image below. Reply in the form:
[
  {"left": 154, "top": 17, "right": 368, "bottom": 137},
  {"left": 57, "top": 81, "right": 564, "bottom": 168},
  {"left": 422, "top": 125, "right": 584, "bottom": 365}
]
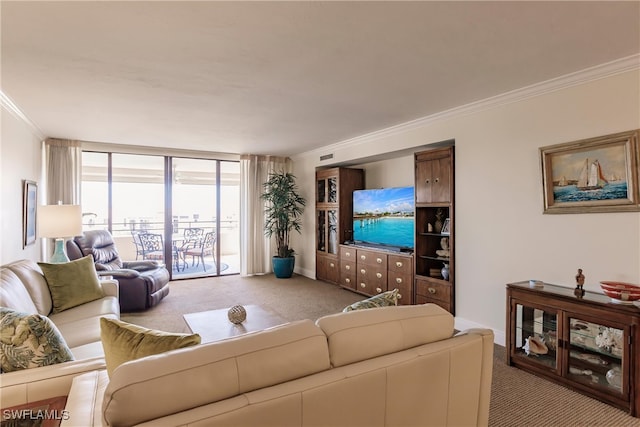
[
  {"left": 60, "top": 370, "right": 109, "bottom": 427},
  {"left": 0, "top": 357, "right": 107, "bottom": 408},
  {"left": 99, "top": 279, "right": 119, "bottom": 298}
]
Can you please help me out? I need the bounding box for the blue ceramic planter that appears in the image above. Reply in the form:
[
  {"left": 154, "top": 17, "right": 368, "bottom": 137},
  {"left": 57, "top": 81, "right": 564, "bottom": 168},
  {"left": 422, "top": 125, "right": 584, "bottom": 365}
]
[{"left": 272, "top": 256, "right": 295, "bottom": 278}]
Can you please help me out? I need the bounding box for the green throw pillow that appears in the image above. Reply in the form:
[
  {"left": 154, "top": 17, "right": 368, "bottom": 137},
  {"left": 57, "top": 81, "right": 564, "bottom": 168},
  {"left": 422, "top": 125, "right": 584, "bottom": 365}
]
[
  {"left": 38, "top": 255, "right": 104, "bottom": 313},
  {"left": 100, "top": 318, "right": 201, "bottom": 377},
  {"left": 0, "top": 308, "right": 74, "bottom": 372},
  {"left": 343, "top": 288, "right": 400, "bottom": 312}
]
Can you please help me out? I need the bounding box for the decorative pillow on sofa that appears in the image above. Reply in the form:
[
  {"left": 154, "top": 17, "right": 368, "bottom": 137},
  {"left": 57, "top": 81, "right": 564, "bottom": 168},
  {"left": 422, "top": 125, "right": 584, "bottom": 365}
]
[
  {"left": 100, "top": 318, "right": 201, "bottom": 377},
  {"left": 0, "top": 307, "right": 74, "bottom": 372},
  {"left": 38, "top": 255, "right": 104, "bottom": 313},
  {"left": 343, "top": 288, "right": 400, "bottom": 312}
]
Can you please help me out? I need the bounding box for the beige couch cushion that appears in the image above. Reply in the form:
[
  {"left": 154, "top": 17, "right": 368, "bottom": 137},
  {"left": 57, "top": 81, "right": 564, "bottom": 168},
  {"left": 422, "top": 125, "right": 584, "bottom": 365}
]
[
  {"left": 3, "top": 260, "right": 52, "bottom": 315},
  {"left": 103, "top": 319, "right": 330, "bottom": 427},
  {"left": 316, "top": 303, "right": 455, "bottom": 367},
  {"left": 0, "top": 269, "right": 39, "bottom": 315}
]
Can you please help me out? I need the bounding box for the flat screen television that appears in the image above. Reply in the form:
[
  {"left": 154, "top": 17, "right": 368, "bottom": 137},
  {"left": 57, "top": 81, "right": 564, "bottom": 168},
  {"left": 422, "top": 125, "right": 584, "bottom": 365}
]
[{"left": 352, "top": 186, "right": 415, "bottom": 251}]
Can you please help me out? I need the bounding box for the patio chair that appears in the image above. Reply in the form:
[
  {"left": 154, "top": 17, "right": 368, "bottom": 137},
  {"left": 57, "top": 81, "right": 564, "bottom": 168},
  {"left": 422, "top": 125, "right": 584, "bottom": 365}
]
[
  {"left": 182, "top": 231, "right": 216, "bottom": 271},
  {"left": 138, "top": 232, "right": 164, "bottom": 261},
  {"left": 131, "top": 230, "right": 146, "bottom": 260}
]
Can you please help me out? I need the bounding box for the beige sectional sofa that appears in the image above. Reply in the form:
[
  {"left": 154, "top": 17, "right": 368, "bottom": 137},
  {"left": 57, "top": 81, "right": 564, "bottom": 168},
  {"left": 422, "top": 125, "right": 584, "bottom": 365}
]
[
  {"left": 63, "top": 303, "right": 493, "bottom": 427},
  {"left": 0, "top": 259, "right": 120, "bottom": 407}
]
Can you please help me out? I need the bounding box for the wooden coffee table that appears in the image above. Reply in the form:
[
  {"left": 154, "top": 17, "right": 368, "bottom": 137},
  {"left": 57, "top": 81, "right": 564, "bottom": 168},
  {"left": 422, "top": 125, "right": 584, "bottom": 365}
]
[{"left": 183, "top": 304, "right": 287, "bottom": 343}]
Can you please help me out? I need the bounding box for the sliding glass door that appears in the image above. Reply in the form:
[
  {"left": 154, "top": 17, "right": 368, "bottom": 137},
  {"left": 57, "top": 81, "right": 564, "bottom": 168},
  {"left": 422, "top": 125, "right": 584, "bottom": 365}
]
[{"left": 80, "top": 151, "right": 239, "bottom": 278}]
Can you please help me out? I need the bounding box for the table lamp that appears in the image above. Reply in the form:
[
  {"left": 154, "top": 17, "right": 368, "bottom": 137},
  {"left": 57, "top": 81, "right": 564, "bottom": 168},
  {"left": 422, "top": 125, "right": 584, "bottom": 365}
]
[{"left": 37, "top": 204, "right": 83, "bottom": 263}]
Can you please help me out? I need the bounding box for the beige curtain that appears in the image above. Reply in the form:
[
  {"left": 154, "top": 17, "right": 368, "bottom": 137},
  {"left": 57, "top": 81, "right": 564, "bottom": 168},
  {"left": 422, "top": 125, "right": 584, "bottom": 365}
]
[
  {"left": 239, "top": 154, "right": 291, "bottom": 276},
  {"left": 44, "top": 138, "right": 82, "bottom": 204}
]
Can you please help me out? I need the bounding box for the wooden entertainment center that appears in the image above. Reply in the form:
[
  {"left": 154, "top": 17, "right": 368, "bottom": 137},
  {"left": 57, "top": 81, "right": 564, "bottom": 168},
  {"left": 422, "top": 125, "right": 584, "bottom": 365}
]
[{"left": 315, "top": 144, "right": 455, "bottom": 314}]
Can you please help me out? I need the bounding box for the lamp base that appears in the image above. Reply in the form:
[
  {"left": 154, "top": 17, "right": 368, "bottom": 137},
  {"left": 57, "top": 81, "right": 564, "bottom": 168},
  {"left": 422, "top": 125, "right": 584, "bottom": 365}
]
[{"left": 49, "top": 238, "right": 70, "bottom": 263}]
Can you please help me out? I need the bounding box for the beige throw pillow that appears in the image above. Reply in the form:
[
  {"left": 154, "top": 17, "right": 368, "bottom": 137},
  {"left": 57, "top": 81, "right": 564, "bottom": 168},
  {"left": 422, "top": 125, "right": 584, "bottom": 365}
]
[
  {"left": 100, "top": 318, "right": 201, "bottom": 377},
  {"left": 38, "top": 255, "right": 104, "bottom": 314}
]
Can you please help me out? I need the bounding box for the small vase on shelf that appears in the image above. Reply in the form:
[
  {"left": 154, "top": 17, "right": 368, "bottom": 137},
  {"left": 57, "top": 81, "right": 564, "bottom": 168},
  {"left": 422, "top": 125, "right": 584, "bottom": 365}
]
[{"left": 441, "top": 263, "right": 450, "bottom": 281}]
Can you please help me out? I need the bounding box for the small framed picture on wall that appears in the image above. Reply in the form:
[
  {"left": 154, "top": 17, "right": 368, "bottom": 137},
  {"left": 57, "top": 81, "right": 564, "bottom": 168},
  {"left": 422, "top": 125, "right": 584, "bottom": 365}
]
[{"left": 23, "top": 180, "right": 37, "bottom": 248}]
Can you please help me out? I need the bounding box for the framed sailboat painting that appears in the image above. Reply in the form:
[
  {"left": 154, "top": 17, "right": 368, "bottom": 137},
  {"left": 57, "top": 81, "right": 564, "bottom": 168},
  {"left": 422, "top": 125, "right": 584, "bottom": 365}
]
[{"left": 540, "top": 129, "right": 639, "bottom": 214}]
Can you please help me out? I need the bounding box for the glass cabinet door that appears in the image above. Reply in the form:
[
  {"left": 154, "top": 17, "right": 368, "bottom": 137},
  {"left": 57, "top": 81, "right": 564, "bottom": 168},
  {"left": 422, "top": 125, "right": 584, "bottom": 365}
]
[
  {"left": 512, "top": 302, "right": 559, "bottom": 371},
  {"left": 317, "top": 175, "right": 338, "bottom": 204},
  {"left": 317, "top": 209, "right": 338, "bottom": 255},
  {"left": 567, "top": 316, "right": 626, "bottom": 396},
  {"left": 327, "top": 177, "right": 337, "bottom": 203}
]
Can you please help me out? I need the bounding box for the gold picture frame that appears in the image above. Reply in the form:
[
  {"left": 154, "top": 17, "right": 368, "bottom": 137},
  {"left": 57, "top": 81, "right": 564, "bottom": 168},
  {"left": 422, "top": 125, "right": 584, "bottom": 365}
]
[{"left": 540, "top": 130, "right": 639, "bottom": 214}]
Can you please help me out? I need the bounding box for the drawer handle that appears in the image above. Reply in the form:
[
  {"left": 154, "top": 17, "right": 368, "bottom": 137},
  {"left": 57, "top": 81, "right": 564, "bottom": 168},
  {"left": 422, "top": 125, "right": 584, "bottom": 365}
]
[
  {"left": 345, "top": 278, "right": 351, "bottom": 284},
  {"left": 376, "top": 258, "right": 382, "bottom": 264},
  {"left": 329, "top": 262, "right": 334, "bottom": 268},
  {"left": 345, "top": 265, "right": 350, "bottom": 270},
  {"left": 360, "top": 255, "right": 366, "bottom": 261},
  {"left": 396, "top": 261, "right": 403, "bottom": 268},
  {"left": 428, "top": 287, "right": 437, "bottom": 294},
  {"left": 425, "top": 179, "right": 430, "bottom": 184},
  {"left": 346, "top": 252, "right": 351, "bottom": 257},
  {"left": 396, "top": 278, "right": 402, "bottom": 284},
  {"left": 360, "top": 269, "right": 366, "bottom": 274},
  {"left": 376, "top": 287, "right": 382, "bottom": 293},
  {"left": 360, "top": 283, "right": 366, "bottom": 289},
  {"left": 376, "top": 273, "right": 382, "bottom": 279},
  {"left": 435, "top": 177, "right": 440, "bottom": 183}
]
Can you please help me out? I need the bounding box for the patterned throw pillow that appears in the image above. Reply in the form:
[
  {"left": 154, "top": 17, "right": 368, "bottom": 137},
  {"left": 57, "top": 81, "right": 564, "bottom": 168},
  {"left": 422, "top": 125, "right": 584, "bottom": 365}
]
[
  {"left": 0, "top": 308, "right": 74, "bottom": 372},
  {"left": 343, "top": 288, "right": 400, "bottom": 312},
  {"left": 100, "top": 318, "right": 201, "bottom": 377}
]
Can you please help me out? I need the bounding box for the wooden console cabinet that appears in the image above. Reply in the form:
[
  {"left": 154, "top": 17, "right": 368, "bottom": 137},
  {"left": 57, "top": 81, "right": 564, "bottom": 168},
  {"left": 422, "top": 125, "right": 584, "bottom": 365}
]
[
  {"left": 414, "top": 146, "right": 455, "bottom": 314},
  {"left": 339, "top": 244, "right": 413, "bottom": 305},
  {"left": 506, "top": 281, "right": 640, "bottom": 416},
  {"left": 315, "top": 167, "right": 364, "bottom": 284}
]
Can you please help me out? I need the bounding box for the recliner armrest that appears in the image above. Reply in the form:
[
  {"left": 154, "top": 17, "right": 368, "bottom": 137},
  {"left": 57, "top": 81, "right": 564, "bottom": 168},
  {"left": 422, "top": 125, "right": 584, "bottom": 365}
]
[
  {"left": 122, "top": 260, "right": 162, "bottom": 272},
  {"left": 98, "top": 269, "right": 140, "bottom": 279}
]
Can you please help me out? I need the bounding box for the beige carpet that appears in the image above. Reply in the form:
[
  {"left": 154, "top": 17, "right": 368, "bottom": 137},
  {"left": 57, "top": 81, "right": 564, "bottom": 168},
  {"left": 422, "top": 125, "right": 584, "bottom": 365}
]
[{"left": 122, "top": 274, "right": 640, "bottom": 427}]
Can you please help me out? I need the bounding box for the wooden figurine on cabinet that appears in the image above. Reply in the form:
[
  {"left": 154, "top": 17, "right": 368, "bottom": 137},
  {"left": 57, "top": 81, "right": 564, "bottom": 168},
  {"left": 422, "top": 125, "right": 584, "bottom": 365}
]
[{"left": 574, "top": 268, "right": 585, "bottom": 297}]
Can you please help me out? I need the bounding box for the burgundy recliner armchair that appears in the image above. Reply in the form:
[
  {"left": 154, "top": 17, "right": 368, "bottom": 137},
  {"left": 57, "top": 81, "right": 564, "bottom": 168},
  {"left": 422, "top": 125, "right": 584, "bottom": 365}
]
[{"left": 66, "top": 229, "right": 170, "bottom": 312}]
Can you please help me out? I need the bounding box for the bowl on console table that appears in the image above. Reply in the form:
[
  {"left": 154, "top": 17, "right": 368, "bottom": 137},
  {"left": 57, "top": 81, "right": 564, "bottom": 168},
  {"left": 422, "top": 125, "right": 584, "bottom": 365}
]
[{"left": 599, "top": 281, "right": 640, "bottom": 304}]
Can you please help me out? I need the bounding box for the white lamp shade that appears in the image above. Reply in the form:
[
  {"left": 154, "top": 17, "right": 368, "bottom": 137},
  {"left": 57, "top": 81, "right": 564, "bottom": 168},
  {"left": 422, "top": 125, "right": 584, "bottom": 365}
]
[{"left": 37, "top": 204, "right": 83, "bottom": 238}]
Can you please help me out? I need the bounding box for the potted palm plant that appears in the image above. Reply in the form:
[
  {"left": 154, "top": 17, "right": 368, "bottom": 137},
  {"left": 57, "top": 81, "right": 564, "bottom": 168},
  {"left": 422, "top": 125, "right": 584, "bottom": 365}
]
[{"left": 261, "top": 170, "right": 306, "bottom": 278}]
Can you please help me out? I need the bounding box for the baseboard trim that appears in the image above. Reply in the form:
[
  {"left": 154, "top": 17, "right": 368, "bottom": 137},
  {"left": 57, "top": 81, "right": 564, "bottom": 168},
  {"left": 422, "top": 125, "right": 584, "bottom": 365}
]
[{"left": 455, "top": 316, "right": 505, "bottom": 347}]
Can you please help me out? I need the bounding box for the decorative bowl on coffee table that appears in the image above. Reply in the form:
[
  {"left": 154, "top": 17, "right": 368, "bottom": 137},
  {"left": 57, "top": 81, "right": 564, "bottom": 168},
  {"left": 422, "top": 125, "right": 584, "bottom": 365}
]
[{"left": 599, "top": 281, "right": 640, "bottom": 304}]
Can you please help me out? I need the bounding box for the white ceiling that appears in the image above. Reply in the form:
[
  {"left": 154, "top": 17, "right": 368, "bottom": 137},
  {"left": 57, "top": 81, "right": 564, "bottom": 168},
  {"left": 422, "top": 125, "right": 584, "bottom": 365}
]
[{"left": 2, "top": 1, "right": 639, "bottom": 157}]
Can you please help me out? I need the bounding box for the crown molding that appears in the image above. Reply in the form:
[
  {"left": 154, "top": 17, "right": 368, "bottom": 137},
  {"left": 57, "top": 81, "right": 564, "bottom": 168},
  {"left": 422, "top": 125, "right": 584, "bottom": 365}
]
[
  {"left": 0, "top": 90, "right": 46, "bottom": 140},
  {"left": 298, "top": 54, "right": 640, "bottom": 161}
]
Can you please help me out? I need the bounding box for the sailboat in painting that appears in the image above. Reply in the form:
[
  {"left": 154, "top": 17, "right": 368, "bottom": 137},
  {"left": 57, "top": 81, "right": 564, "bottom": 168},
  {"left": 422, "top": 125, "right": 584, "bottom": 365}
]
[{"left": 577, "top": 158, "right": 608, "bottom": 191}]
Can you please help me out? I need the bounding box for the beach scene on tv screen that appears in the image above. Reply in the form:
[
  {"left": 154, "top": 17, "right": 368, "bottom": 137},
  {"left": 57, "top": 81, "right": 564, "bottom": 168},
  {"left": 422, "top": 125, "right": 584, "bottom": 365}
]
[{"left": 353, "top": 186, "right": 415, "bottom": 249}]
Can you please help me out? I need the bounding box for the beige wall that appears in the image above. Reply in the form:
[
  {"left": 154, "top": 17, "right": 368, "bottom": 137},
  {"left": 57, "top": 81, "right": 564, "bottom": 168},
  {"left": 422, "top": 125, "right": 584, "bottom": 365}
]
[
  {"left": 292, "top": 69, "right": 640, "bottom": 343},
  {"left": 1, "top": 107, "right": 43, "bottom": 264}
]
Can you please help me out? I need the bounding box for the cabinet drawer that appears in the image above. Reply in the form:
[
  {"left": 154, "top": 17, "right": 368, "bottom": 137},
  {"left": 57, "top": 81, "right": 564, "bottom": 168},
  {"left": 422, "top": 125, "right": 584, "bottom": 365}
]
[
  {"left": 388, "top": 272, "right": 412, "bottom": 290},
  {"left": 340, "top": 246, "right": 356, "bottom": 261},
  {"left": 340, "top": 272, "right": 357, "bottom": 290},
  {"left": 389, "top": 273, "right": 413, "bottom": 305},
  {"left": 388, "top": 255, "right": 412, "bottom": 274},
  {"left": 356, "top": 249, "right": 387, "bottom": 269},
  {"left": 325, "top": 258, "right": 339, "bottom": 284},
  {"left": 341, "top": 260, "right": 356, "bottom": 275},
  {"left": 357, "top": 268, "right": 387, "bottom": 295},
  {"left": 415, "top": 279, "right": 451, "bottom": 304}
]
